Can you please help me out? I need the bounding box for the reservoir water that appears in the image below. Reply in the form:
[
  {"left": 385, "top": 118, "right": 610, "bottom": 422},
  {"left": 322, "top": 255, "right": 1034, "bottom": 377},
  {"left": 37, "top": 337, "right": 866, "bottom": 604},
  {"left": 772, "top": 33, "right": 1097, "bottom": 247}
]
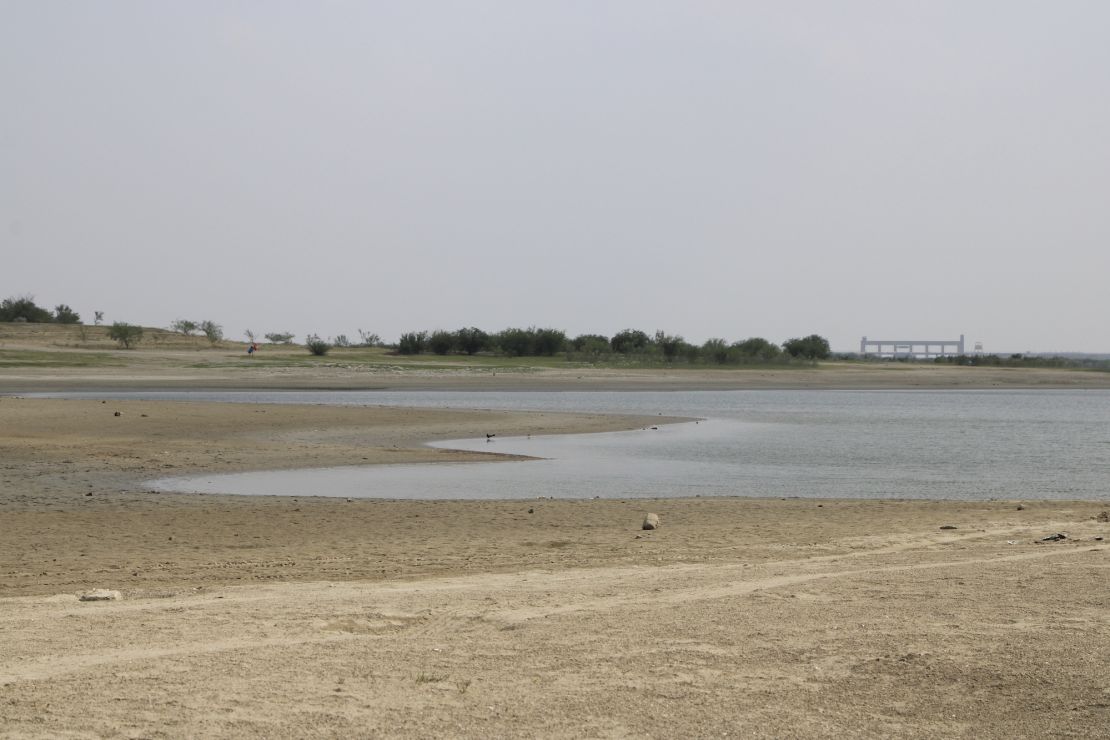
[{"left": 34, "top": 389, "right": 1110, "bottom": 501}]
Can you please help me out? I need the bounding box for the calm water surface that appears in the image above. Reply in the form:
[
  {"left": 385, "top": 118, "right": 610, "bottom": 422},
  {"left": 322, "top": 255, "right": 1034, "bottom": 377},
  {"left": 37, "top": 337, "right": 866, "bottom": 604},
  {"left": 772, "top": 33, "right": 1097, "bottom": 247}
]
[{"left": 35, "top": 389, "right": 1110, "bottom": 501}]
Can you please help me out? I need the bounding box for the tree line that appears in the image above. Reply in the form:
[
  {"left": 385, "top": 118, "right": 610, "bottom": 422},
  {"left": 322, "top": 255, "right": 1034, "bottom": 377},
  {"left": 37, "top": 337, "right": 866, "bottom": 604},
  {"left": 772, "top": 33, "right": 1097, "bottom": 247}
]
[
  {"left": 1, "top": 295, "right": 831, "bottom": 361},
  {"left": 385, "top": 327, "right": 832, "bottom": 363},
  {"left": 0, "top": 295, "right": 83, "bottom": 324},
  {"left": 931, "top": 353, "right": 1110, "bottom": 370}
]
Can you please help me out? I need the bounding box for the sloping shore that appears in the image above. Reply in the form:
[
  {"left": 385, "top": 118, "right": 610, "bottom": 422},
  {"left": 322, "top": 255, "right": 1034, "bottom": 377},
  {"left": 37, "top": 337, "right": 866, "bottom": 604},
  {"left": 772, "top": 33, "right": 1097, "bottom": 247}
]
[
  {"left": 2, "top": 368, "right": 1109, "bottom": 737},
  {"left": 2, "top": 494, "right": 1107, "bottom": 738},
  {"left": 2, "top": 348, "right": 1110, "bottom": 393}
]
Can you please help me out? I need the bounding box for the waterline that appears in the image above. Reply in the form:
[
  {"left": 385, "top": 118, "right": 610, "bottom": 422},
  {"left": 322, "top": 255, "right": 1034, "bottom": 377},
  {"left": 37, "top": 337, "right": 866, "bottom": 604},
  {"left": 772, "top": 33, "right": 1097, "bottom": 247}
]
[{"left": 135, "top": 389, "right": 1110, "bottom": 501}]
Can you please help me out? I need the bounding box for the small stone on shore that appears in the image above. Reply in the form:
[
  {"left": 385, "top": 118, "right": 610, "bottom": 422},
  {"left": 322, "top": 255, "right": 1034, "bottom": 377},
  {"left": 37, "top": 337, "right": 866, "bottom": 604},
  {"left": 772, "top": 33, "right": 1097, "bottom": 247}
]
[
  {"left": 642, "top": 513, "right": 660, "bottom": 530},
  {"left": 79, "top": 589, "right": 121, "bottom": 602}
]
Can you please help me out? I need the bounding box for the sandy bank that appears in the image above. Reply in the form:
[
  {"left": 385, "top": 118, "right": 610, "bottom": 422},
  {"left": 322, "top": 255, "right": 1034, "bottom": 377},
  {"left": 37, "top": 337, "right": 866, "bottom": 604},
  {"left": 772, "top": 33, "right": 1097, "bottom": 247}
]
[
  {"left": 3, "top": 385, "right": 1110, "bottom": 737},
  {"left": 0, "top": 396, "right": 683, "bottom": 510},
  {"left": 2, "top": 494, "right": 1108, "bottom": 738}
]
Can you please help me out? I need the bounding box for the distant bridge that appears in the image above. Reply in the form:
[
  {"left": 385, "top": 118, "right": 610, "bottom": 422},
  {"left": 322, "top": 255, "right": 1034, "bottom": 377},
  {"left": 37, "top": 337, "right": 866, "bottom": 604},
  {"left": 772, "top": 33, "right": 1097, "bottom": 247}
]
[{"left": 860, "top": 335, "right": 965, "bottom": 359}]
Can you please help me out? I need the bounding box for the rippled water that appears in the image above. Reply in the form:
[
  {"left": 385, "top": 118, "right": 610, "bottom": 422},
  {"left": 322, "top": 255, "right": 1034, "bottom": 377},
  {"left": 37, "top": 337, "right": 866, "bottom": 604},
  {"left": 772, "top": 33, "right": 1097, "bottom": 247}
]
[{"left": 36, "top": 388, "right": 1110, "bottom": 501}]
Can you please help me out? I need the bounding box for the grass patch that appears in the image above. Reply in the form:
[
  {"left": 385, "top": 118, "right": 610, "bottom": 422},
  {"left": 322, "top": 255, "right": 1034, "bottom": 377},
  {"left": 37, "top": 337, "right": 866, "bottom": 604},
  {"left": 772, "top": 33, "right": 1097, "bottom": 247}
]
[
  {"left": 184, "top": 348, "right": 572, "bottom": 372},
  {"left": 0, "top": 350, "right": 125, "bottom": 368}
]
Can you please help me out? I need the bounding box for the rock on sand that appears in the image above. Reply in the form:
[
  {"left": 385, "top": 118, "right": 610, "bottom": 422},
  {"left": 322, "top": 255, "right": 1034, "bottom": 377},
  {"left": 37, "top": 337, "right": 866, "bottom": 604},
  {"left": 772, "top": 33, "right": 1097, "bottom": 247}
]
[
  {"left": 78, "top": 589, "right": 121, "bottom": 602},
  {"left": 642, "top": 513, "right": 660, "bottom": 530}
]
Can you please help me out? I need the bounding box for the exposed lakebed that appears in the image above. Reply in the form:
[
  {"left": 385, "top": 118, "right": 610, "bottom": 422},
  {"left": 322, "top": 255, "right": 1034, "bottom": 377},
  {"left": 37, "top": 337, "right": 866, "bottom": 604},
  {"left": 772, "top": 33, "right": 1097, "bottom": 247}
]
[{"left": 29, "top": 388, "right": 1110, "bottom": 501}]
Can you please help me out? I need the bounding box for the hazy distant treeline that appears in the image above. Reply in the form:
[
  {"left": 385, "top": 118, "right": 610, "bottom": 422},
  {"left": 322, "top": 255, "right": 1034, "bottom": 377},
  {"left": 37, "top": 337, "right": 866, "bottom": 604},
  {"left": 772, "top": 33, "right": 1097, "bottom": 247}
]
[
  {"left": 390, "top": 327, "right": 832, "bottom": 364},
  {"left": 930, "top": 353, "right": 1110, "bottom": 370}
]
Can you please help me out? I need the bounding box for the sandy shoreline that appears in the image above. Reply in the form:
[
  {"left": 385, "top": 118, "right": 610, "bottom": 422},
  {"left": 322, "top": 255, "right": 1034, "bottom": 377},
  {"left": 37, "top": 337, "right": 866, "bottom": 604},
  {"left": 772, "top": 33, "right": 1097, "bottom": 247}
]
[
  {"left": 2, "top": 366, "right": 1109, "bottom": 737},
  {"left": 0, "top": 396, "right": 685, "bottom": 509},
  {"left": 3, "top": 492, "right": 1108, "bottom": 738}
]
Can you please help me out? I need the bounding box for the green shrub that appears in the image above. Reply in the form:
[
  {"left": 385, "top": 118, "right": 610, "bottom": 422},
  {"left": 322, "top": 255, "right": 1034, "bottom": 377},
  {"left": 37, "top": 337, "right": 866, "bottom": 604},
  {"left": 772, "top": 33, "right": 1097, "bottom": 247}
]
[
  {"left": 0, "top": 295, "right": 52, "bottom": 323},
  {"left": 533, "top": 328, "right": 567, "bottom": 356},
  {"left": 200, "top": 320, "right": 223, "bottom": 345},
  {"left": 654, "top": 331, "right": 684, "bottom": 361},
  {"left": 702, "top": 338, "right": 729, "bottom": 364},
  {"left": 107, "top": 322, "right": 143, "bottom": 349},
  {"left": 455, "top": 327, "right": 489, "bottom": 355},
  {"left": 398, "top": 331, "right": 427, "bottom": 355},
  {"left": 782, "top": 334, "right": 831, "bottom": 360},
  {"left": 170, "top": 319, "right": 198, "bottom": 335},
  {"left": 495, "top": 327, "right": 534, "bottom": 357},
  {"left": 611, "top": 329, "right": 650, "bottom": 354},
  {"left": 733, "top": 337, "right": 781, "bottom": 361},
  {"left": 428, "top": 330, "right": 456, "bottom": 355},
  {"left": 53, "top": 304, "right": 81, "bottom": 324},
  {"left": 305, "top": 334, "right": 331, "bottom": 356}
]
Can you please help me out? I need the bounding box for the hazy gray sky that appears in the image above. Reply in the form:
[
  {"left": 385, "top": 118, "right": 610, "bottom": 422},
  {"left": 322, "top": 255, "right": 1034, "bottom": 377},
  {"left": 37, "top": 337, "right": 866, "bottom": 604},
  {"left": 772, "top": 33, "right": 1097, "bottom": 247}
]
[{"left": 4, "top": 2, "right": 1108, "bottom": 352}]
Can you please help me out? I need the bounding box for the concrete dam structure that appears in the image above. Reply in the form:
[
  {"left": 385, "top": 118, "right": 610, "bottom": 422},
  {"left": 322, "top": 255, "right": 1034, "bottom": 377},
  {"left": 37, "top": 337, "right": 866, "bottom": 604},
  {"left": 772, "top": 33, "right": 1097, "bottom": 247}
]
[{"left": 860, "top": 335, "right": 965, "bottom": 359}]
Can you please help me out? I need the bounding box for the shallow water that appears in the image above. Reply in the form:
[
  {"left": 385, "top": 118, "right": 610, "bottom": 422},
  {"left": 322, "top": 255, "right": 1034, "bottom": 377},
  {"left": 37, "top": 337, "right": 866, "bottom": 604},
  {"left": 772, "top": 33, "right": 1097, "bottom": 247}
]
[{"left": 35, "top": 388, "right": 1110, "bottom": 501}]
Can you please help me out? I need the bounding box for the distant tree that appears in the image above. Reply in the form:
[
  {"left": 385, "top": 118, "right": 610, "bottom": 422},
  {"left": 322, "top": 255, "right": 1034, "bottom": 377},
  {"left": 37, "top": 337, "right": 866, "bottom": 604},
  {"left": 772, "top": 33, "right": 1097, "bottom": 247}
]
[
  {"left": 610, "top": 329, "right": 650, "bottom": 354},
  {"left": 52, "top": 304, "right": 81, "bottom": 324},
  {"left": 733, "top": 337, "right": 781, "bottom": 361},
  {"left": 428, "top": 330, "right": 456, "bottom": 355},
  {"left": 782, "top": 334, "right": 831, "bottom": 360},
  {"left": 94, "top": 311, "right": 104, "bottom": 325},
  {"left": 702, "top": 338, "right": 729, "bottom": 364},
  {"left": 680, "top": 341, "right": 701, "bottom": 363},
  {"left": 107, "top": 322, "right": 143, "bottom": 349},
  {"left": 171, "top": 319, "right": 198, "bottom": 336},
  {"left": 244, "top": 329, "right": 256, "bottom": 343},
  {"left": 571, "top": 334, "right": 610, "bottom": 356},
  {"left": 0, "top": 295, "right": 52, "bottom": 323},
  {"left": 199, "top": 320, "right": 223, "bottom": 345},
  {"left": 455, "top": 327, "right": 489, "bottom": 355},
  {"left": 571, "top": 334, "right": 608, "bottom": 350},
  {"left": 654, "top": 331, "right": 684, "bottom": 361},
  {"left": 265, "top": 332, "right": 295, "bottom": 344},
  {"left": 533, "top": 328, "right": 567, "bottom": 356},
  {"left": 305, "top": 334, "right": 331, "bottom": 356},
  {"left": 357, "top": 329, "right": 381, "bottom": 347},
  {"left": 495, "top": 327, "right": 535, "bottom": 357},
  {"left": 332, "top": 334, "right": 351, "bottom": 348},
  {"left": 397, "top": 331, "right": 427, "bottom": 355}
]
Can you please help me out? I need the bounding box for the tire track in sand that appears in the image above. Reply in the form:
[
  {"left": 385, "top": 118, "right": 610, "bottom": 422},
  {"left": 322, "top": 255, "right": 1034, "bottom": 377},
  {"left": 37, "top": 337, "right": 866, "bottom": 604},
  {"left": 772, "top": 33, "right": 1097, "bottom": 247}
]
[{"left": 1, "top": 534, "right": 1102, "bottom": 684}]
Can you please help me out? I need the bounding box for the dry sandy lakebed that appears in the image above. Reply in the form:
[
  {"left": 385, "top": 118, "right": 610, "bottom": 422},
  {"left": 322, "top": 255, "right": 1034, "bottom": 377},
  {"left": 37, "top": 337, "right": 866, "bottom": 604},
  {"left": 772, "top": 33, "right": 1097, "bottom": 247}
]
[{"left": 1, "top": 359, "right": 1109, "bottom": 738}]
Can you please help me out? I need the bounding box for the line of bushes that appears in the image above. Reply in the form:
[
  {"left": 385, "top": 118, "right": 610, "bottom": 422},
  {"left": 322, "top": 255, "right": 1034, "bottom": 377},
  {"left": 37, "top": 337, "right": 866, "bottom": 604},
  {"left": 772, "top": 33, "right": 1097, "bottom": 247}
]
[
  {"left": 931, "top": 354, "right": 1110, "bottom": 370},
  {"left": 0, "top": 295, "right": 82, "bottom": 324},
  {"left": 391, "top": 327, "right": 832, "bottom": 363}
]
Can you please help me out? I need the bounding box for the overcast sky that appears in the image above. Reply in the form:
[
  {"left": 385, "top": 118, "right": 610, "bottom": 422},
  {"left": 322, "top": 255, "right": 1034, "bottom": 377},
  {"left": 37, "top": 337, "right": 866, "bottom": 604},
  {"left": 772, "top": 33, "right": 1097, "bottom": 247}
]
[{"left": 3, "top": 2, "right": 1108, "bottom": 352}]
